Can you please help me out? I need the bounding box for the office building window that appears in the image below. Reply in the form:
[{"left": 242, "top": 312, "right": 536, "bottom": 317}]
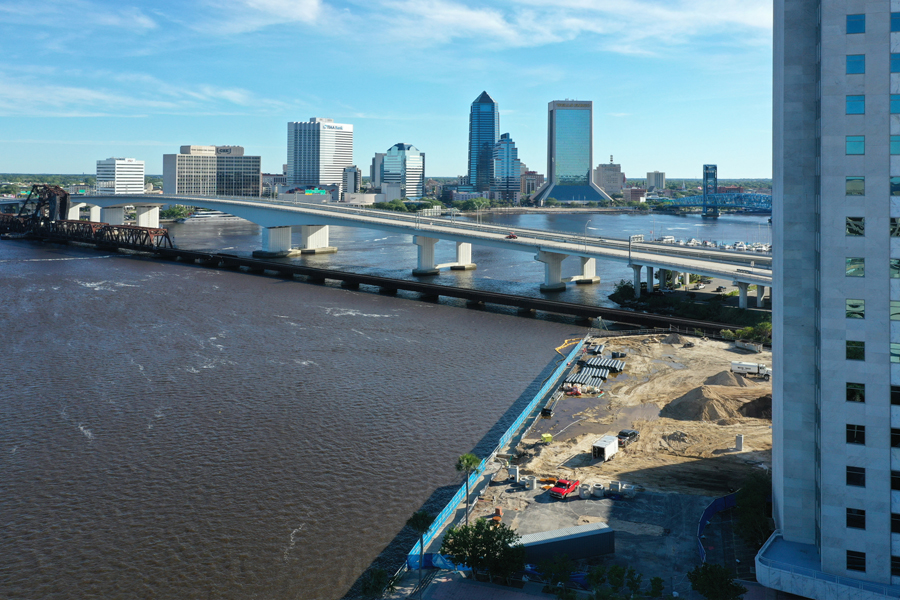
[
  {"left": 892, "top": 343, "right": 900, "bottom": 364},
  {"left": 893, "top": 137, "right": 900, "bottom": 155},
  {"left": 847, "top": 14, "right": 865, "bottom": 33},
  {"left": 846, "top": 257, "right": 865, "bottom": 277},
  {"left": 846, "top": 95, "right": 865, "bottom": 114},
  {"left": 847, "top": 382, "right": 865, "bottom": 403},
  {"left": 894, "top": 514, "right": 900, "bottom": 534},
  {"left": 894, "top": 13, "right": 900, "bottom": 31},
  {"left": 847, "top": 55, "right": 865, "bottom": 74},
  {"left": 893, "top": 471, "right": 900, "bottom": 490},
  {"left": 892, "top": 259, "right": 900, "bottom": 278},
  {"left": 894, "top": 386, "right": 900, "bottom": 405},
  {"left": 846, "top": 217, "right": 864, "bottom": 235},
  {"left": 846, "top": 299, "right": 865, "bottom": 319},
  {"left": 847, "top": 340, "right": 865, "bottom": 360},
  {"left": 846, "top": 136, "right": 865, "bottom": 154},
  {"left": 847, "top": 550, "right": 866, "bottom": 572},
  {"left": 846, "top": 176, "right": 865, "bottom": 196},
  {"left": 893, "top": 54, "right": 900, "bottom": 73},
  {"left": 893, "top": 218, "right": 900, "bottom": 237},
  {"left": 894, "top": 96, "right": 900, "bottom": 113},
  {"left": 893, "top": 177, "right": 900, "bottom": 196},
  {"left": 892, "top": 301, "right": 900, "bottom": 320},
  {"left": 893, "top": 429, "right": 900, "bottom": 448},
  {"left": 893, "top": 556, "right": 900, "bottom": 577},
  {"left": 847, "top": 507, "right": 866, "bottom": 529},
  {"left": 847, "top": 466, "right": 866, "bottom": 486},
  {"left": 847, "top": 424, "right": 866, "bottom": 445}
]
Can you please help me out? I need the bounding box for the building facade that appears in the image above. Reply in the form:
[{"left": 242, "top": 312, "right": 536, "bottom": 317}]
[
  {"left": 492, "top": 133, "right": 522, "bottom": 202},
  {"left": 96, "top": 157, "right": 145, "bottom": 195},
  {"left": 594, "top": 157, "right": 625, "bottom": 194},
  {"left": 370, "top": 153, "right": 386, "bottom": 190},
  {"left": 521, "top": 171, "right": 545, "bottom": 196},
  {"left": 757, "top": 1, "right": 900, "bottom": 597},
  {"left": 466, "top": 91, "right": 500, "bottom": 192},
  {"left": 535, "top": 100, "right": 610, "bottom": 204},
  {"left": 646, "top": 171, "right": 665, "bottom": 192},
  {"left": 343, "top": 166, "right": 362, "bottom": 197},
  {"left": 162, "top": 145, "right": 261, "bottom": 197},
  {"left": 287, "top": 118, "right": 354, "bottom": 192},
  {"left": 383, "top": 143, "right": 425, "bottom": 199}
]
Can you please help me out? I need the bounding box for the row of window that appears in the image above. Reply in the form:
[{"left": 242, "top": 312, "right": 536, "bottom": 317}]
[
  {"left": 844, "top": 257, "right": 900, "bottom": 277},
  {"left": 844, "top": 551, "right": 900, "bottom": 576},
  {"left": 846, "top": 55, "right": 900, "bottom": 74},
  {"left": 845, "top": 340, "right": 900, "bottom": 362},
  {"left": 843, "top": 423, "right": 900, "bottom": 445},
  {"left": 844, "top": 177, "right": 900, "bottom": 196},
  {"left": 845, "top": 217, "right": 900, "bottom": 236},
  {"left": 844, "top": 466, "right": 900, "bottom": 488},
  {"left": 844, "top": 383, "right": 900, "bottom": 403},
  {"left": 846, "top": 13, "right": 900, "bottom": 34},
  {"left": 845, "top": 299, "right": 900, "bottom": 319},
  {"left": 845, "top": 136, "right": 900, "bottom": 155},
  {"left": 846, "top": 95, "right": 900, "bottom": 114}
]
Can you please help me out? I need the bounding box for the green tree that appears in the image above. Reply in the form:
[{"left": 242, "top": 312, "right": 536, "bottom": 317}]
[
  {"left": 735, "top": 471, "right": 773, "bottom": 548},
  {"left": 456, "top": 452, "right": 480, "bottom": 526},
  {"left": 539, "top": 553, "right": 575, "bottom": 592},
  {"left": 440, "top": 518, "right": 525, "bottom": 582},
  {"left": 687, "top": 563, "right": 747, "bottom": 600},
  {"left": 625, "top": 567, "right": 643, "bottom": 597},
  {"left": 360, "top": 567, "right": 388, "bottom": 598},
  {"left": 606, "top": 565, "right": 626, "bottom": 592},
  {"left": 648, "top": 576, "right": 665, "bottom": 598},
  {"left": 587, "top": 564, "right": 607, "bottom": 589},
  {"left": 406, "top": 510, "right": 435, "bottom": 597}
]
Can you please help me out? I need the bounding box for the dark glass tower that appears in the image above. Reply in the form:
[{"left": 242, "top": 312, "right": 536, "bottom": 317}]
[{"left": 466, "top": 91, "right": 499, "bottom": 192}]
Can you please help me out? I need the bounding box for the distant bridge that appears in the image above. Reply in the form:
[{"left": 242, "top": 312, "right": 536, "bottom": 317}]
[{"left": 658, "top": 193, "right": 772, "bottom": 216}]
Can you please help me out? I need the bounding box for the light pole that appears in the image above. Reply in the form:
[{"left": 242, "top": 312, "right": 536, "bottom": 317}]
[
  {"left": 628, "top": 234, "right": 641, "bottom": 264},
  {"left": 584, "top": 219, "right": 591, "bottom": 251}
]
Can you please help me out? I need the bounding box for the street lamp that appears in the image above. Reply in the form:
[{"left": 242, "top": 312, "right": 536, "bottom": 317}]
[
  {"left": 628, "top": 234, "right": 641, "bottom": 264},
  {"left": 584, "top": 219, "right": 591, "bottom": 250}
]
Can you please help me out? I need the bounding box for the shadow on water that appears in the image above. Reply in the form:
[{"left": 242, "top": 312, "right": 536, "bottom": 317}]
[{"left": 338, "top": 341, "right": 582, "bottom": 600}]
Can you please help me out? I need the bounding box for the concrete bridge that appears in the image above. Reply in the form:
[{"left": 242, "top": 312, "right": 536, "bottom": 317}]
[{"left": 59, "top": 194, "right": 773, "bottom": 309}]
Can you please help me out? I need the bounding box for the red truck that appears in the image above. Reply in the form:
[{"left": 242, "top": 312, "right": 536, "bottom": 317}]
[{"left": 549, "top": 479, "right": 580, "bottom": 500}]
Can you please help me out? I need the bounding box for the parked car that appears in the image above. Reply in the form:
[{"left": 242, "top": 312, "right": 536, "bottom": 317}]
[
  {"left": 617, "top": 429, "right": 640, "bottom": 447},
  {"left": 715, "top": 286, "right": 727, "bottom": 292},
  {"left": 693, "top": 284, "right": 706, "bottom": 290},
  {"left": 549, "top": 478, "right": 580, "bottom": 499}
]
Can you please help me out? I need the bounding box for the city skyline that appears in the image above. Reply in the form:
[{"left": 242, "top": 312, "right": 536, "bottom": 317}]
[{"left": 0, "top": 0, "right": 773, "bottom": 178}]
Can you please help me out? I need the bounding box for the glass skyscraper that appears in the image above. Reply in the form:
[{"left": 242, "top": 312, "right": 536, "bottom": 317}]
[
  {"left": 383, "top": 143, "right": 425, "bottom": 199},
  {"left": 535, "top": 100, "right": 610, "bottom": 204},
  {"left": 466, "top": 91, "right": 500, "bottom": 193},
  {"left": 491, "top": 133, "right": 521, "bottom": 202}
]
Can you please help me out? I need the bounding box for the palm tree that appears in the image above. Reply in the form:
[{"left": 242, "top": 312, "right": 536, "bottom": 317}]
[
  {"left": 456, "top": 452, "right": 480, "bottom": 526},
  {"left": 406, "top": 509, "right": 435, "bottom": 598}
]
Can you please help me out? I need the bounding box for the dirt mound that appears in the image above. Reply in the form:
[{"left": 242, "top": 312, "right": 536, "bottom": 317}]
[
  {"left": 740, "top": 394, "right": 772, "bottom": 419},
  {"left": 661, "top": 386, "right": 744, "bottom": 421},
  {"left": 661, "top": 333, "right": 687, "bottom": 345},
  {"left": 703, "top": 370, "right": 757, "bottom": 387}
]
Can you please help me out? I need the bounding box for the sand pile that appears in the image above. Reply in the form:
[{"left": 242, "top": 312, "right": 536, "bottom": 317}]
[
  {"left": 660, "top": 386, "right": 745, "bottom": 421},
  {"left": 703, "top": 370, "right": 757, "bottom": 387},
  {"left": 740, "top": 394, "right": 772, "bottom": 419},
  {"left": 661, "top": 333, "right": 687, "bottom": 345}
]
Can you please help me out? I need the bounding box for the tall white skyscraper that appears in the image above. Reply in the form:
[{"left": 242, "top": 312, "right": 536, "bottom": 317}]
[
  {"left": 491, "top": 133, "right": 521, "bottom": 201},
  {"left": 96, "top": 157, "right": 145, "bottom": 195},
  {"left": 757, "top": 1, "right": 900, "bottom": 597},
  {"left": 382, "top": 143, "right": 424, "bottom": 199},
  {"left": 287, "top": 118, "right": 354, "bottom": 191}
]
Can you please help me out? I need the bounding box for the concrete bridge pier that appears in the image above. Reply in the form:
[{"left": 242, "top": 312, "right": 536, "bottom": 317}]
[
  {"left": 253, "top": 226, "right": 298, "bottom": 258},
  {"left": 299, "top": 225, "right": 336, "bottom": 254},
  {"left": 89, "top": 206, "right": 102, "bottom": 222},
  {"left": 66, "top": 203, "right": 85, "bottom": 220},
  {"left": 573, "top": 257, "right": 600, "bottom": 285},
  {"left": 536, "top": 250, "right": 567, "bottom": 292},
  {"left": 658, "top": 269, "right": 668, "bottom": 289},
  {"left": 101, "top": 207, "right": 125, "bottom": 225},
  {"left": 449, "top": 242, "right": 476, "bottom": 270},
  {"left": 646, "top": 267, "right": 654, "bottom": 292},
  {"left": 736, "top": 281, "right": 750, "bottom": 309},
  {"left": 682, "top": 272, "right": 691, "bottom": 289},
  {"left": 757, "top": 285, "right": 767, "bottom": 307},
  {"left": 135, "top": 206, "right": 160, "bottom": 228},
  {"left": 630, "top": 264, "right": 643, "bottom": 298},
  {"left": 413, "top": 236, "right": 439, "bottom": 276}
]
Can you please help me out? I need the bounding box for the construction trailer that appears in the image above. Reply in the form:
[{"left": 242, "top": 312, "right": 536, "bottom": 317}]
[{"left": 519, "top": 522, "right": 615, "bottom": 563}]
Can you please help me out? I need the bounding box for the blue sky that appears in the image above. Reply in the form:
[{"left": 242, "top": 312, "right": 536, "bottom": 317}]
[{"left": 0, "top": 0, "right": 773, "bottom": 179}]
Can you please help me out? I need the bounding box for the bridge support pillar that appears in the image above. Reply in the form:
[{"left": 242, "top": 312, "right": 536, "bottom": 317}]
[
  {"left": 658, "top": 269, "right": 668, "bottom": 289},
  {"left": 66, "top": 203, "right": 85, "bottom": 220},
  {"left": 630, "top": 264, "right": 643, "bottom": 298},
  {"left": 757, "top": 285, "right": 767, "bottom": 308},
  {"left": 253, "top": 226, "right": 298, "bottom": 258},
  {"left": 299, "top": 225, "right": 336, "bottom": 254},
  {"left": 135, "top": 206, "right": 159, "bottom": 228},
  {"left": 101, "top": 207, "right": 125, "bottom": 225},
  {"left": 573, "top": 257, "right": 600, "bottom": 285},
  {"left": 449, "top": 242, "right": 476, "bottom": 270},
  {"left": 412, "top": 236, "right": 439, "bottom": 276},
  {"left": 646, "top": 267, "right": 654, "bottom": 293},
  {"left": 89, "top": 206, "right": 102, "bottom": 222},
  {"left": 736, "top": 282, "right": 750, "bottom": 309},
  {"left": 535, "top": 250, "right": 567, "bottom": 292},
  {"left": 683, "top": 272, "right": 690, "bottom": 289}
]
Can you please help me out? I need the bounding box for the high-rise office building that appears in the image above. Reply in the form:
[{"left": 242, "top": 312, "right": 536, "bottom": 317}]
[
  {"left": 521, "top": 171, "right": 545, "bottom": 196},
  {"left": 756, "top": 1, "right": 900, "bottom": 596},
  {"left": 383, "top": 143, "right": 425, "bottom": 199},
  {"left": 646, "top": 171, "right": 665, "bottom": 192},
  {"left": 342, "top": 166, "right": 361, "bottom": 197},
  {"left": 370, "top": 153, "right": 386, "bottom": 190},
  {"left": 491, "top": 133, "right": 521, "bottom": 202},
  {"left": 96, "top": 157, "right": 145, "bottom": 195},
  {"left": 287, "top": 118, "right": 354, "bottom": 192},
  {"left": 594, "top": 157, "right": 624, "bottom": 195},
  {"left": 465, "top": 91, "right": 500, "bottom": 192},
  {"left": 162, "top": 146, "right": 261, "bottom": 197},
  {"left": 535, "top": 101, "right": 611, "bottom": 204}
]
